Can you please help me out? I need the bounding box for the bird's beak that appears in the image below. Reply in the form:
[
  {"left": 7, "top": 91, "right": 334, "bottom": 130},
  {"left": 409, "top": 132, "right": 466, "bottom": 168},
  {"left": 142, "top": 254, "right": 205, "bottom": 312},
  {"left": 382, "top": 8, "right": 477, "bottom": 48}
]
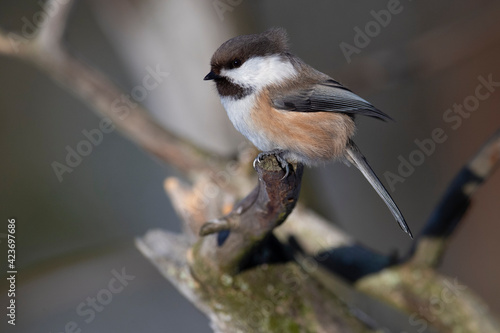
[{"left": 204, "top": 71, "right": 221, "bottom": 81}]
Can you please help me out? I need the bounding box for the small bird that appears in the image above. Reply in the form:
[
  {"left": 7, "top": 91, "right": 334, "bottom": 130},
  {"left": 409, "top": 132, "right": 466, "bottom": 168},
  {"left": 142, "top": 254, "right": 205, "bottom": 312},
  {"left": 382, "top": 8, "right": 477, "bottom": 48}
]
[{"left": 204, "top": 28, "right": 413, "bottom": 238}]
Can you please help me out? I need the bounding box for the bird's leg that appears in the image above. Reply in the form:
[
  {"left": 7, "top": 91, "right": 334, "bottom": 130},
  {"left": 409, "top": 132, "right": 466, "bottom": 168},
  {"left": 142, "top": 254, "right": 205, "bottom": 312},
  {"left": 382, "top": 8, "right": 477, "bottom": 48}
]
[{"left": 255, "top": 149, "right": 290, "bottom": 179}]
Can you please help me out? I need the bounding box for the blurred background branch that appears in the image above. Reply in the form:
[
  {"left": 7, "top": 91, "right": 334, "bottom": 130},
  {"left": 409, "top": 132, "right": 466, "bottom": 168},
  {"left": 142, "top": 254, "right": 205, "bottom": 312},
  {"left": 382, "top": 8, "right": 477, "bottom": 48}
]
[{"left": 0, "top": 0, "right": 215, "bottom": 176}]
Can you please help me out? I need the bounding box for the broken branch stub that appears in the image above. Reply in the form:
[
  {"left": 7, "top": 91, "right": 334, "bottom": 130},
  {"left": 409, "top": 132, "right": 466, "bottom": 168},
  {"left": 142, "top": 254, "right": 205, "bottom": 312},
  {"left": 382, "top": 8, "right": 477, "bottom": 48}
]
[{"left": 190, "top": 154, "right": 304, "bottom": 279}]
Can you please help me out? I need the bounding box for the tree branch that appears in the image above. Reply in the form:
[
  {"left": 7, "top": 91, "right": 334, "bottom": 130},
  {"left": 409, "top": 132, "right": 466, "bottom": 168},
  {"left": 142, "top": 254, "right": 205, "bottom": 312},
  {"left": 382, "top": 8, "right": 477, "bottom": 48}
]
[
  {"left": 191, "top": 156, "right": 303, "bottom": 278},
  {"left": 139, "top": 135, "right": 500, "bottom": 332},
  {"left": 411, "top": 129, "right": 500, "bottom": 267},
  {"left": 138, "top": 156, "right": 376, "bottom": 333}
]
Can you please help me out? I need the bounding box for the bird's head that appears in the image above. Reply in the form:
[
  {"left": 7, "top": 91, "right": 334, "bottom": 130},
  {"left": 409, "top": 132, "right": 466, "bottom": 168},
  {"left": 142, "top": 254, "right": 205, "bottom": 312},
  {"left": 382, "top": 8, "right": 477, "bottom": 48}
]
[{"left": 204, "top": 28, "right": 297, "bottom": 99}]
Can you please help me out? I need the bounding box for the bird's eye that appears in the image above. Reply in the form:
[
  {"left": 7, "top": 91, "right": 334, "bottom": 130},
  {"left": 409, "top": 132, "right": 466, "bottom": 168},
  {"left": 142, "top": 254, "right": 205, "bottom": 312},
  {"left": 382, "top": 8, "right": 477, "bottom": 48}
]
[{"left": 230, "top": 59, "right": 242, "bottom": 69}]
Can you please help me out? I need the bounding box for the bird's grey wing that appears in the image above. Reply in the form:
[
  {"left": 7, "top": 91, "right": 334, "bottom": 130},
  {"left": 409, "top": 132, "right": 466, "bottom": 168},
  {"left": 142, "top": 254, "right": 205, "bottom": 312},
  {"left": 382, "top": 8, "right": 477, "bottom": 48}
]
[{"left": 272, "top": 79, "right": 392, "bottom": 121}]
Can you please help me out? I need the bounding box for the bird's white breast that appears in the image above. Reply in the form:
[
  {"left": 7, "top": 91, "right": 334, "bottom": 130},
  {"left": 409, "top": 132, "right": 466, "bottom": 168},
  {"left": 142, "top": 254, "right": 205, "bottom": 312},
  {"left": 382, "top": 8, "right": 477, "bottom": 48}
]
[{"left": 220, "top": 94, "right": 275, "bottom": 151}]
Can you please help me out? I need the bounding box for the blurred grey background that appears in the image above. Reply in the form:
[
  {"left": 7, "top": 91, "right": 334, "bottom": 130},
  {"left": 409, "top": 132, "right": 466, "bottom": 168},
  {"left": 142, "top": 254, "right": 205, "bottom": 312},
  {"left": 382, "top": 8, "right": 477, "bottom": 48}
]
[{"left": 0, "top": 0, "right": 499, "bottom": 332}]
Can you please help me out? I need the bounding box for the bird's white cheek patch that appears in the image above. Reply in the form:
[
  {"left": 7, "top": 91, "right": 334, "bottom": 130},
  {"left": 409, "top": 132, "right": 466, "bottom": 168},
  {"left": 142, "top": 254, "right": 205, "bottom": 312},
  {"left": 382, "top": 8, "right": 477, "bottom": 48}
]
[{"left": 221, "top": 55, "right": 298, "bottom": 91}]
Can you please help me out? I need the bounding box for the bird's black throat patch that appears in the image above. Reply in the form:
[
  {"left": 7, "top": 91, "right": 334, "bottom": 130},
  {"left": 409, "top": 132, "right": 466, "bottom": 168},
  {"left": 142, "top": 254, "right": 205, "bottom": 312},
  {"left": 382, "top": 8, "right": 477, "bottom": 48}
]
[{"left": 215, "top": 77, "right": 252, "bottom": 100}]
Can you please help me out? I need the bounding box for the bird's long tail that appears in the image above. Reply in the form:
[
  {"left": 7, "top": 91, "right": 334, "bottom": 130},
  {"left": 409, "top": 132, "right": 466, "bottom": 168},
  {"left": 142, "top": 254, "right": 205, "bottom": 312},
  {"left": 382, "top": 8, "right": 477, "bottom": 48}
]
[{"left": 346, "top": 141, "right": 413, "bottom": 239}]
